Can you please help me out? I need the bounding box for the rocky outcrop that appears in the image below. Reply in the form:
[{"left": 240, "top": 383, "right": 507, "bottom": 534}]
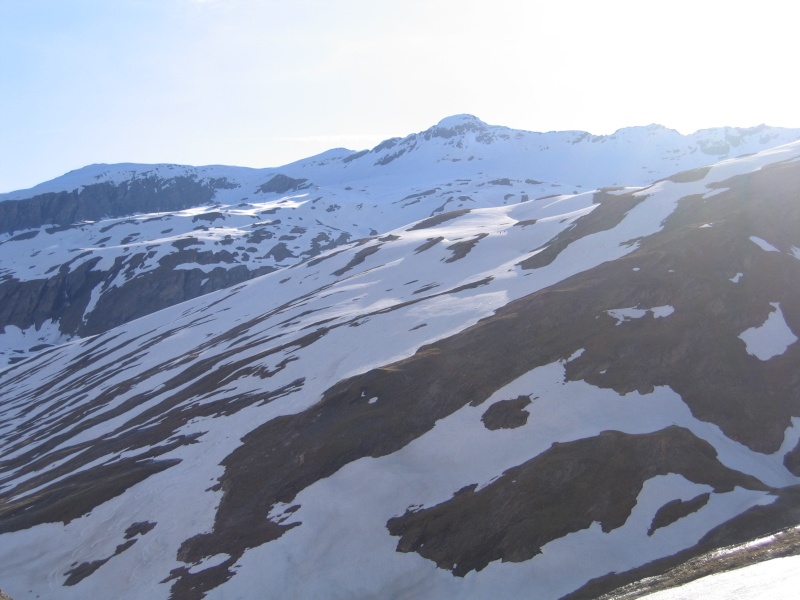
[
  {"left": 0, "top": 251, "right": 275, "bottom": 339},
  {"left": 480, "top": 395, "right": 532, "bottom": 430},
  {"left": 648, "top": 493, "right": 711, "bottom": 536},
  {"left": 255, "top": 174, "right": 309, "bottom": 194},
  {"left": 0, "top": 175, "right": 231, "bottom": 235},
  {"left": 0, "top": 257, "right": 105, "bottom": 336},
  {"left": 81, "top": 258, "right": 276, "bottom": 336}
]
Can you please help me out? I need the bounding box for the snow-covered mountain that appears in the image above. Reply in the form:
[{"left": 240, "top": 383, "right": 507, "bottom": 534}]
[
  {"left": 1, "top": 117, "right": 800, "bottom": 599},
  {"left": 2, "top": 116, "right": 800, "bottom": 365}
]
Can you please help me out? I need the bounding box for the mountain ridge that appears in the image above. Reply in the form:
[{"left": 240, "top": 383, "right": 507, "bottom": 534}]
[
  {"left": 2, "top": 117, "right": 800, "bottom": 366},
  {"left": 3, "top": 117, "right": 799, "bottom": 201}
]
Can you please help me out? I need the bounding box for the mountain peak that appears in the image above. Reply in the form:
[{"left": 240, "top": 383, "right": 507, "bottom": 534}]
[
  {"left": 434, "top": 114, "right": 486, "bottom": 128},
  {"left": 419, "top": 114, "right": 493, "bottom": 143}
]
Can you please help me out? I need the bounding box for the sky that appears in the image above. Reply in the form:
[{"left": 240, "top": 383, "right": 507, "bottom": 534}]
[{"left": 1, "top": 0, "right": 797, "bottom": 193}]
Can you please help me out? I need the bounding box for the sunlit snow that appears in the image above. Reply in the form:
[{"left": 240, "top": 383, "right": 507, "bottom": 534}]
[{"left": 642, "top": 555, "right": 800, "bottom": 600}]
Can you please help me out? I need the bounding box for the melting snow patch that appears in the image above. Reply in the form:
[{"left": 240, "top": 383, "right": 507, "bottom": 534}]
[
  {"left": 607, "top": 306, "right": 674, "bottom": 324},
  {"left": 564, "top": 348, "right": 585, "bottom": 362},
  {"left": 730, "top": 272, "right": 743, "bottom": 283},
  {"left": 776, "top": 417, "right": 800, "bottom": 461},
  {"left": 739, "top": 302, "right": 797, "bottom": 361},
  {"left": 700, "top": 223, "right": 713, "bottom": 228},
  {"left": 650, "top": 306, "right": 675, "bottom": 318},
  {"left": 749, "top": 236, "right": 780, "bottom": 252},
  {"left": 608, "top": 307, "right": 648, "bottom": 322}
]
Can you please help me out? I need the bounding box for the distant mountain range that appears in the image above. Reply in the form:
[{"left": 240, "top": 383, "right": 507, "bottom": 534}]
[{"left": 1, "top": 116, "right": 800, "bottom": 599}]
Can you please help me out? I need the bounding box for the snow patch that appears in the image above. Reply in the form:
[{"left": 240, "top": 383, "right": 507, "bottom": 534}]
[
  {"left": 565, "top": 348, "right": 585, "bottom": 362},
  {"left": 749, "top": 236, "right": 780, "bottom": 252},
  {"left": 608, "top": 307, "right": 649, "bottom": 322},
  {"left": 738, "top": 303, "right": 797, "bottom": 360},
  {"left": 650, "top": 305, "right": 675, "bottom": 318},
  {"left": 0, "top": 320, "right": 73, "bottom": 366},
  {"left": 607, "top": 305, "right": 674, "bottom": 325}
]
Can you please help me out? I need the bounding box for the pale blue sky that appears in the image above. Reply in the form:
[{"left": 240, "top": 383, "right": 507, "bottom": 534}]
[{"left": 1, "top": 0, "right": 796, "bottom": 193}]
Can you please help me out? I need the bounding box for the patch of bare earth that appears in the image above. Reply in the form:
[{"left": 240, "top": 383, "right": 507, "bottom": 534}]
[
  {"left": 406, "top": 208, "right": 471, "bottom": 230},
  {"left": 387, "top": 427, "right": 767, "bottom": 576},
  {"left": 444, "top": 233, "right": 488, "bottom": 262},
  {"left": 480, "top": 395, "right": 532, "bottom": 430},
  {"left": 647, "top": 493, "right": 710, "bottom": 536}
]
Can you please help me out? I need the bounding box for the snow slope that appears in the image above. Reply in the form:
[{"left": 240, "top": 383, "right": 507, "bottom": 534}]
[
  {"left": 646, "top": 557, "right": 799, "bottom": 600},
  {"left": 1, "top": 121, "right": 800, "bottom": 599}
]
